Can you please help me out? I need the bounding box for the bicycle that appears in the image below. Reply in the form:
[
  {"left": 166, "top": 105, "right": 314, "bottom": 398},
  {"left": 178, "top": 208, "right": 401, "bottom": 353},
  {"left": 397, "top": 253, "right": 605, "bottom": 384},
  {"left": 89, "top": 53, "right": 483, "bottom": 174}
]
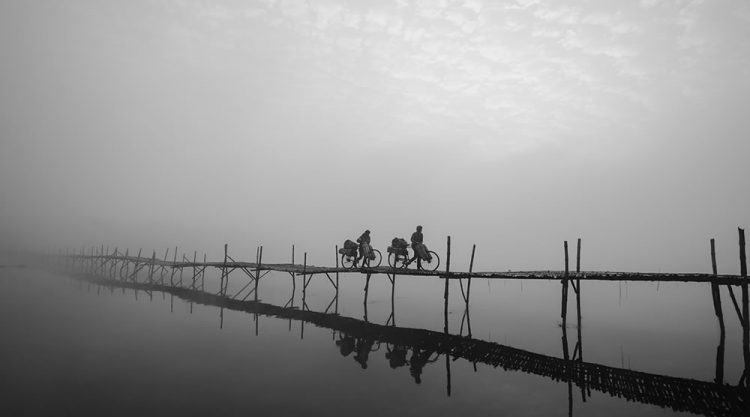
[
  {"left": 386, "top": 244, "right": 440, "bottom": 272},
  {"left": 339, "top": 245, "right": 382, "bottom": 269}
]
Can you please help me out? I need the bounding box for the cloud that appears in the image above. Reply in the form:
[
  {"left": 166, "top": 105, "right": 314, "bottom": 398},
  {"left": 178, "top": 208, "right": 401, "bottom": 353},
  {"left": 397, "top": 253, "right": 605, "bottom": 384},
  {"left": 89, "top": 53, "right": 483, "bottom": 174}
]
[{"left": 142, "top": 0, "right": 749, "bottom": 157}]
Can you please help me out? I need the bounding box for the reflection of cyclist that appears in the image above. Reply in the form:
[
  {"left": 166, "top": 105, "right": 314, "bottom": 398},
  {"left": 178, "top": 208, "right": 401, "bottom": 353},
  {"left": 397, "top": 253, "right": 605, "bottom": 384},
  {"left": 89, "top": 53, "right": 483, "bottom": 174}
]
[
  {"left": 409, "top": 348, "right": 438, "bottom": 384},
  {"left": 407, "top": 225, "right": 426, "bottom": 269},
  {"left": 354, "top": 337, "right": 375, "bottom": 369},
  {"left": 336, "top": 333, "right": 356, "bottom": 357},
  {"left": 385, "top": 344, "right": 408, "bottom": 369},
  {"left": 355, "top": 230, "right": 373, "bottom": 267}
]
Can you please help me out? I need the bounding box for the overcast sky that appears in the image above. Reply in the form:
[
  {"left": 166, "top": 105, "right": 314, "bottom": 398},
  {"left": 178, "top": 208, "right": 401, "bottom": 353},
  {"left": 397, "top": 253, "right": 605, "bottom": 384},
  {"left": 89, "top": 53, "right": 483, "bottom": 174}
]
[{"left": 1, "top": 0, "right": 749, "bottom": 273}]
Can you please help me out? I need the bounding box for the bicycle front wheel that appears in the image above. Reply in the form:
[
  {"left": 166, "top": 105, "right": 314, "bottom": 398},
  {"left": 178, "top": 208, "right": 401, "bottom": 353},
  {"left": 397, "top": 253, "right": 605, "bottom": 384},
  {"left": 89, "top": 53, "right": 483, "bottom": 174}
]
[
  {"left": 420, "top": 251, "right": 440, "bottom": 272},
  {"left": 367, "top": 249, "right": 382, "bottom": 268}
]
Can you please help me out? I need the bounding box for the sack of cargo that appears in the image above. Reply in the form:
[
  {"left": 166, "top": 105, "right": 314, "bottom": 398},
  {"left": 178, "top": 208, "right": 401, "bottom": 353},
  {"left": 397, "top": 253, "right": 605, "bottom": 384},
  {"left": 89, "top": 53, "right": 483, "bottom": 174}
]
[
  {"left": 344, "top": 239, "right": 357, "bottom": 250},
  {"left": 361, "top": 244, "right": 371, "bottom": 259},
  {"left": 414, "top": 243, "right": 430, "bottom": 260},
  {"left": 391, "top": 237, "right": 408, "bottom": 249}
]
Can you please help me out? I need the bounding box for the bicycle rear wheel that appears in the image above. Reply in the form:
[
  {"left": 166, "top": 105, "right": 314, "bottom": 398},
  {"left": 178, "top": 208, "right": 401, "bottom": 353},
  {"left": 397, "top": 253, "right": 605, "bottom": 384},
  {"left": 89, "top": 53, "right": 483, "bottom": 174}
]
[
  {"left": 420, "top": 251, "right": 440, "bottom": 272},
  {"left": 342, "top": 253, "right": 356, "bottom": 269}
]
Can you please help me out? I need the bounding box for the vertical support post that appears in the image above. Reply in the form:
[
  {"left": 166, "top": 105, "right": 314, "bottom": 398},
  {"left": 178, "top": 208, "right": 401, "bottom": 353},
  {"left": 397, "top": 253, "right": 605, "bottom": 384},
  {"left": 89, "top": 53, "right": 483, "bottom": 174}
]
[
  {"left": 739, "top": 228, "right": 749, "bottom": 386},
  {"left": 149, "top": 250, "right": 156, "bottom": 284},
  {"left": 192, "top": 251, "right": 197, "bottom": 290},
  {"left": 255, "top": 246, "right": 262, "bottom": 302},
  {"left": 446, "top": 235, "right": 451, "bottom": 274},
  {"left": 170, "top": 247, "right": 178, "bottom": 287},
  {"left": 741, "top": 228, "right": 747, "bottom": 278},
  {"left": 444, "top": 236, "right": 451, "bottom": 335},
  {"left": 467, "top": 244, "right": 476, "bottom": 306},
  {"left": 444, "top": 238, "right": 452, "bottom": 397},
  {"left": 710, "top": 238, "right": 726, "bottom": 384},
  {"left": 575, "top": 238, "right": 585, "bottom": 401},
  {"left": 222, "top": 244, "right": 228, "bottom": 297},
  {"left": 363, "top": 273, "right": 372, "bottom": 322},
  {"left": 562, "top": 240, "right": 573, "bottom": 414},
  {"left": 335, "top": 245, "right": 340, "bottom": 314},
  {"left": 121, "top": 249, "right": 129, "bottom": 280},
  {"left": 201, "top": 253, "right": 206, "bottom": 291},
  {"left": 390, "top": 271, "right": 396, "bottom": 326},
  {"left": 562, "top": 241, "right": 569, "bottom": 328},
  {"left": 302, "top": 252, "right": 307, "bottom": 311}
]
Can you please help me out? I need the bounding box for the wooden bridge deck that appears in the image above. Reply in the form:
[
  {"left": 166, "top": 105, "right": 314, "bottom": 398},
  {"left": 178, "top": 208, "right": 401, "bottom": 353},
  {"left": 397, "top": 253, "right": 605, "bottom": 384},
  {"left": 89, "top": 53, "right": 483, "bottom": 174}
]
[
  {"left": 69, "top": 254, "right": 749, "bottom": 284},
  {"left": 80, "top": 274, "right": 749, "bottom": 417}
]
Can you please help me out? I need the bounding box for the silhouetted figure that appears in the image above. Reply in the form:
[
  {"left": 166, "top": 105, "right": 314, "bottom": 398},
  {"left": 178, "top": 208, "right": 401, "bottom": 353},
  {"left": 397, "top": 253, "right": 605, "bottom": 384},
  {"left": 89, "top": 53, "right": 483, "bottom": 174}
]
[
  {"left": 385, "top": 344, "right": 408, "bottom": 369},
  {"left": 355, "top": 230, "right": 373, "bottom": 267},
  {"left": 407, "top": 225, "right": 428, "bottom": 269},
  {"left": 354, "top": 337, "right": 375, "bottom": 369},
  {"left": 409, "top": 348, "right": 438, "bottom": 384},
  {"left": 336, "top": 333, "right": 356, "bottom": 357}
]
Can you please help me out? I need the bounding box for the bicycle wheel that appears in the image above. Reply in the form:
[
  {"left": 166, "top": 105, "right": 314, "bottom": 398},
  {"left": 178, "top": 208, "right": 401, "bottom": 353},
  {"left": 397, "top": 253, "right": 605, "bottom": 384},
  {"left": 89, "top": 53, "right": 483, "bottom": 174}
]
[
  {"left": 341, "top": 253, "right": 356, "bottom": 269},
  {"left": 367, "top": 249, "right": 382, "bottom": 268},
  {"left": 420, "top": 251, "right": 440, "bottom": 272},
  {"left": 387, "top": 252, "right": 407, "bottom": 268}
]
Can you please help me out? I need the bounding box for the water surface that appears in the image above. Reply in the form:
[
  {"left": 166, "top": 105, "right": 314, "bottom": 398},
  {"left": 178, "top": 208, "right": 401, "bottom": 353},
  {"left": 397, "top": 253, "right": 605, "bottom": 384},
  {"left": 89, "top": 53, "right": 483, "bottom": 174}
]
[{"left": 0, "top": 266, "right": 744, "bottom": 416}]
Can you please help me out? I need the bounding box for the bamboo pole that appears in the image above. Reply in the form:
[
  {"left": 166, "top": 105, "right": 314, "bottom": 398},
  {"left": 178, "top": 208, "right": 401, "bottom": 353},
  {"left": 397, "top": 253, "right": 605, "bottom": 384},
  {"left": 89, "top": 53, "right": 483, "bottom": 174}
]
[
  {"left": 255, "top": 246, "right": 263, "bottom": 302},
  {"left": 148, "top": 250, "right": 156, "bottom": 284},
  {"left": 467, "top": 244, "right": 476, "bottom": 305},
  {"left": 222, "top": 244, "right": 228, "bottom": 297},
  {"left": 562, "top": 241, "right": 569, "bottom": 325},
  {"left": 446, "top": 235, "right": 451, "bottom": 274},
  {"left": 710, "top": 239, "right": 724, "bottom": 318},
  {"left": 202, "top": 253, "right": 206, "bottom": 291},
  {"left": 335, "top": 245, "right": 340, "bottom": 314},
  {"left": 710, "top": 238, "right": 725, "bottom": 384},
  {"left": 739, "top": 228, "right": 748, "bottom": 376},
  {"left": 444, "top": 236, "right": 451, "bottom": 335},
  {"left": 334, "top": 245, "right": 340, "bottom": 290},
  {"left": 741, "top": 228, "right": 747, "bottom": 278}
]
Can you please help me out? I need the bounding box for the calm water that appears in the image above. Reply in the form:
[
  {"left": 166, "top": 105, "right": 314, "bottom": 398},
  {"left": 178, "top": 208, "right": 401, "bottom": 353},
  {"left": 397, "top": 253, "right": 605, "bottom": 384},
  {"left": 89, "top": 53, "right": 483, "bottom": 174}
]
[{"left": 0, "top": 265, "right": 745, "bottom": 416}]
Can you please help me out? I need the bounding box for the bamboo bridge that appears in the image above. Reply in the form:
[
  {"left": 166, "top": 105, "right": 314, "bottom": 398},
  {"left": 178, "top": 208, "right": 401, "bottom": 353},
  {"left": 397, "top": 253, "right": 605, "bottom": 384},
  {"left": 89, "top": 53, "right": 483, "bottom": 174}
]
[{"left": 20, "top": 227, "right": 750, "bottom": 415}]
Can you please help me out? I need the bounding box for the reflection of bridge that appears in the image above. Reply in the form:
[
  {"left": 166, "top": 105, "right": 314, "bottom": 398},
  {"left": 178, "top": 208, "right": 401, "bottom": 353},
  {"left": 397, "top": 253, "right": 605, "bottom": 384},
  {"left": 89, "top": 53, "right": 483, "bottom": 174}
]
[{"left": 80, "top": 275, "right": 749, "bottom": 417}]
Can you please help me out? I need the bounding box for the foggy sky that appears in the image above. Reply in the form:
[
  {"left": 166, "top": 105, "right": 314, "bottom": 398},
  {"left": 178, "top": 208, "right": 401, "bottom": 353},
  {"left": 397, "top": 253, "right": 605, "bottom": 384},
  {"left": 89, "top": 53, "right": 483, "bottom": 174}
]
[{"left": 1, "top": 0, "right": 749, "bottom": 274}]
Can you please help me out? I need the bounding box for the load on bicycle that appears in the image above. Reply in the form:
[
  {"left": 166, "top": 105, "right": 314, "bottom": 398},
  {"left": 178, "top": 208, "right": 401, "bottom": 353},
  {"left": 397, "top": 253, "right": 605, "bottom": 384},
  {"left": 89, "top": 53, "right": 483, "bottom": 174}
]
[{"left": 340, "top": 226, "right": 439, "bottom": 271}]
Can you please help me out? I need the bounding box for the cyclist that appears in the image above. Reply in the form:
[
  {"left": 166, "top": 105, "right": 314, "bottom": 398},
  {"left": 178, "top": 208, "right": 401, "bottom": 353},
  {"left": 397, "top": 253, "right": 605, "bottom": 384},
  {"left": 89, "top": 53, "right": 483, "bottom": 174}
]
[
  {"left": 355, "top": 229, "right": 373, "bottom": 267},
  {"left": 407, "top": 225, "right": 428, "bottom": 269}
]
